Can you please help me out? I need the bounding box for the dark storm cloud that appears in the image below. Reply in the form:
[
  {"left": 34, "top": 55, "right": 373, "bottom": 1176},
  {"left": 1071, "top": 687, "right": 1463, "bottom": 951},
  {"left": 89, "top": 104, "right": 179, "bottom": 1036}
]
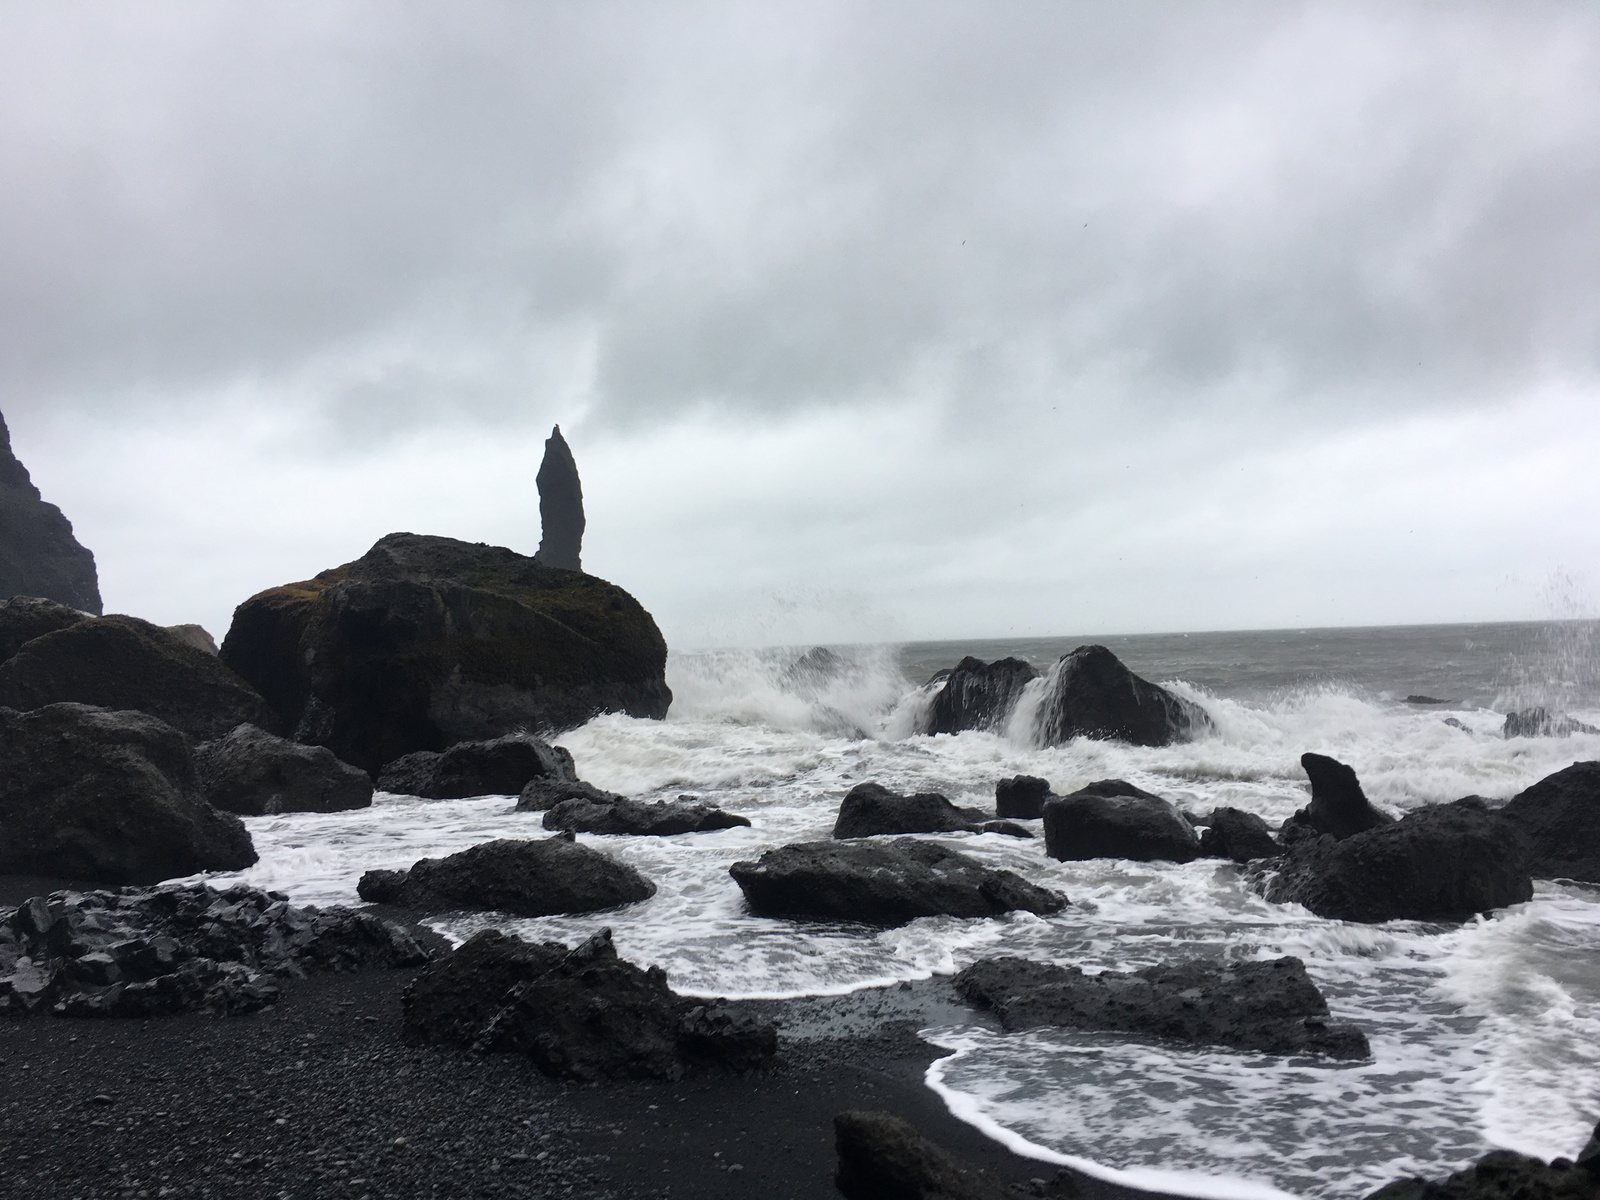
[{"left": 1, "top": 1, "right": 1596, "bottom": 440}]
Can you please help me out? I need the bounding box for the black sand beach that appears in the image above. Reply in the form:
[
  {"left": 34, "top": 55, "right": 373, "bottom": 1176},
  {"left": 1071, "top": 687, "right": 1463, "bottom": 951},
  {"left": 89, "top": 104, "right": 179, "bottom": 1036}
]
[{"left": 0, "top": 876, "right": 1164, "bottom": 1200}]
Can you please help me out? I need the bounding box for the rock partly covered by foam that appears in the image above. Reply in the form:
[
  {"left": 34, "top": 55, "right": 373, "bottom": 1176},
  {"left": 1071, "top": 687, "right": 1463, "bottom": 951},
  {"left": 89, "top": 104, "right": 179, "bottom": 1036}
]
[
  {"left": 1365, "top": 1122, "right": 1600, "bottom": 1200},
  {"left": 923, "top": 656, "right": 1039, "bottom": 735},
  {"left": 955, "top": 954, "right": 1369, "bottom": 1059},
  {"left": 0, "top": 614, "right": 281, "bottom": 741},
  {"left": 376, "top": 733, "right": 575, "bottom": 799},
  {"left": 220, "top": 532, "right": 671, "bottom": 774},
  {"left": 533, "top": 425, "right": 585, "bottom": 572},
  {"left": 834, "top": 1110, "right": 1016, "bottom": 1200},
  {"left": 995, "top": 775, "right": 1054, "bottom": 820},
  {"left": 543, "top": 794, "right": 752, "bottom": 836},
  {"left": 403, "top": 927, "right": 776, "bottom": 1081},
  {"left": 0, "top": 882, "right": 430, "bottom": 1019},
  {"left": 195, "top": 723, "right": 373, "bottom": 816},
  {"left": 1199, "top": 807, "right": 1281, "bottom": 862},
  {"left": 1033, "top": 644, "right": 1208, "bottom": 747},
  {"left": 0, "top": 410, "right": 101, "bottom": 614},
  {"left": 1284, "top": 752, "right": 1395, "bottom": 840},
  {"left": 1258, "top": 798, "right": 1532, "bottom": 923},
  {"left": 1503, "top": 707, "right": 1600, "bottom": 739},
  {"left": 357, "top": 835, "right": 656, "bottom": 916},
  {"left": 831, "top": 782, "right": 1026, "bottom": 840},
  {"left": 728, "top": 838, "right": 1066, "bottom": 926},
  {"left": 0, "top": 595, "right": 90, "bottom": 664},
  {"left": 0, "top": 703, "right": 257, "bottom": 885},
  {"left": 1499, "top": 760, "right": 1600, "bottom": 882},
  {"left": 1042, "top": 780, "right": 1201, "bottom": 863}
]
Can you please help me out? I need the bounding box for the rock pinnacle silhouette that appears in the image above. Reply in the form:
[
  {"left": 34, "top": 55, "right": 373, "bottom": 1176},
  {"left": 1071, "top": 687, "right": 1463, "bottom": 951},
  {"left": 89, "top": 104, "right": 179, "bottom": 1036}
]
[{"left": 534, "top": 425, "right": 584, "bottom": 572}]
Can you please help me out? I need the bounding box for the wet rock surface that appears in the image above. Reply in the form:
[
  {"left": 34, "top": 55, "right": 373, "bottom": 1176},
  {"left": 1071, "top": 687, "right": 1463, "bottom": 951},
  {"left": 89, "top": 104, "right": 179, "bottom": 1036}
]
[
  {"left": 1503, "top": 707, "right": 1600, "bottom": 739},
  {"left": 0, "top": 409, "right": 101, "bottom": 614},
  {"left": 1043, "top": 780, "right": 1201, "bottom": 862},
  {"left": 1365, "top": 1123, "right": 1600, "bottom": 1200},
  {"left": 357, "top": 835, "right": 657, "bottom": 916},
  {"left": 833, "top": 781, "right": 987, "bottom": 838},
  {"left": 543, "top": 794, "right": 752, "bottom": 836},
  {"left": 955, "top": 954, "right": 1370, "bottom": 1059},
  {"left": 834, "top": 1109, "right": 1019, "bottom": 1200},
  {"left": 995, "top": 774, "right": 1054, "bottom": 819},
  {"left": 0, "top": 703, "right": 258, "bottom": 885},
  {"left": 376, "top": 732, "right": 575, "bottom": 799},
  {"left": 1286, "top": 752, "right": 1395, "bottom": 840},
  {"left": 515, "top": 773, "right": 626, "bottom": 810},
  {"left": 728, "top": 838, "right": 1067, "bottom": 926},
  {"left": 1034, "top": 644, "right": 1209, "bottom": 748},
  {"left": 1199, "top": 807, "right": 1282, "bottom": 862},
  {"left": 0, "top": 883, "right": 429, "bottom": 1019},
  {"left": 196, "top": 723, "right": 373, "bottom": 816},
  {"left": 1258, "top": 798, "right": 1533, "bottom": 923},
  {"left": 923, "top": 656, "right": 1039, "bottom": 735},
  {"left": 1500, "top": 760, "right": 1600, "bottom": 882}
]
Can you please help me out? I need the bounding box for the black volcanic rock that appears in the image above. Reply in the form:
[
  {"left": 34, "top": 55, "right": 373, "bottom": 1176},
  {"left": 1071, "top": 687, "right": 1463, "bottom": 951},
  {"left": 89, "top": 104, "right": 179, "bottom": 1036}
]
[
  {"left": 356, "top": 835, "right": 656, "bottom": 916},
  {"left": 515, "top": 774, "right": 626, "bottom": 811},
  {"left": 1500, "top": 760, "right": 1600, "bottom": 882},
  {"left": 1503, "top": 706, "right": 1600, "bottom": 738},
  {"left": 220, "top": 532, "right": 671, "bottom": 774},
  {"left": 1286, "top": 753, "right": 1395, "bottom": 839},
  {"left": 1258, "top": 798, "right": 1533, "bottom": 923},
  {"left": 533, "top": 424, "right": 585, "bottom": 572},
  {"left": 1042, "top": 781, "right": 1201, "bottom": 863},
  {"left": 954, "top": 955, "right": 1369, "bottom": 1059},
  {"left": 1199, "top": 807, "right": 1281, "bottom": 862},
  {"left": 1033, "top": 644, "right": 1208, "bottom": 747},
  {"left": 0, "top": 703, "right": 257, "bottom": 885},
  {"left": 832, "top": 782, "right": 989, "bottom": 839},
  {"left": 543, "top": 795, "right": 752, "bottom": 836},
  {"left": 924, "top": 656, "right": 1038, "bottom": 735},
  {"left": 995, "top": 775, "right": 1054, "bottom": 819},
  {"left": 0, "top": 614, "right": 281, "bottom": 741},
  {"left": 401, "top": 928, "right": 570, "bottom": 1049},
  {"left": 0, "top": 410, "right": 101, "bottom": 614},
  {"left": 1365, "top": 1123, "right": 1600, "bottom": 1200},
  {"left": 195, "top": 723, "right": 373, "bottom": 816},
  {"left": 0, "top": 594, "right": 90, "bottom": 664},
  {"left": 834, "top": 1110, "right": 1013, "bottom": 1200},
  {"left": 728, "top": 838, "right": 1066, "bottom": 926},
  {"left": 376, "top": 733, "right": 574, "bottom": 798}
]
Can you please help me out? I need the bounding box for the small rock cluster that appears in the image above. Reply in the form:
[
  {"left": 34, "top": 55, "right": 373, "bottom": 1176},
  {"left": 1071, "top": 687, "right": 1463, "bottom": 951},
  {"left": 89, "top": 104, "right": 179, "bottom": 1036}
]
[{"left": 0, "top": 883, "right": 431, "bottom": 1019}]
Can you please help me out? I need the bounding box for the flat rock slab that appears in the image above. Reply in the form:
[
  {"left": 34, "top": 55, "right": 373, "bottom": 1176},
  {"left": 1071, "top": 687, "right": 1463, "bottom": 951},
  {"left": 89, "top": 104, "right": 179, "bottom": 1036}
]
[
  {"left": 729, "top": 838, "right": 1066, "bottom": 926},
  {"left": 955, "top": 954, "right": 1370, "bottom": 1059},
  {"left": 542, "top": 795, "right": 751, "bottom": 835},
  {"left": 357, "top": 835, "right": 656, "bottom": 916},
  {"left": 0, "top": 882, "right": 429, "bottom": 1019},
  {"left": 196, "top": 722, "right": 372, "bottom": 815},
  {"left": 376, "top": 733, "right": 575, "bottom": 799}
]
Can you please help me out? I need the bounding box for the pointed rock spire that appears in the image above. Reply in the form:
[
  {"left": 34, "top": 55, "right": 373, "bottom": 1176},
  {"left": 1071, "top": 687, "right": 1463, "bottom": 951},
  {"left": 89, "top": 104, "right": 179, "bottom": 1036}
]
[
  {"left": 534, "top": 424, "right": 585, "bottom": 572},
  {"left": 0, "top": 408, "right": 101, "bottom": 613}
]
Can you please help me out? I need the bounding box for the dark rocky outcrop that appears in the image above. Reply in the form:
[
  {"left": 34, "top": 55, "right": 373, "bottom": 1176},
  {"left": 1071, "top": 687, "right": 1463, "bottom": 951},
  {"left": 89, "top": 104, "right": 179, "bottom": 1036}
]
[
  {"left": 404, "top": 927, "right": 776, "bottom": 1081},
  {"left": 1365, "top": 1122, "right": 1600, "bottom": 1200},
  {"left": 0, "top": 410, "right": 101, "bottom": 614},
  {"left": 995, "top": 775, "right": 1054, "bottom": 820},
  {"left": 834, "top": 1110, "right": 1014, "bottom": 1200},
  {"left": 0, "top": 882, "right": 430, "bottom": 1019},
  {"left": 1042, "top": 780, "right": 1201, "bottom": 863},
  {"left": 831, "top": 782, "right": 1015, "bottom": 839},
  {"left": 543, "top": 795, "right": 752, "bottom": 836},
  {"left": 1034, "top": 644, "right": 1208, "bottom": 747},
  {"left": 1500, "top": 760, "right": 1600, "bottom": 882},
  {"left": 0, "top": 703, "right": 257, "bottom": 885},
  {"left": 1258, "top": 798, "right": 1533, "bottom": 923},
  {"left": 0, "top": 594, "right": 90, "bottom": 664},
  {"left": 923, "top": 656, "right": 1038, "bottom": 735},
  {"left": 954, "top": 955, "right": 1369, "bottom": 1059},
  {"left": 356, "top": 836, "right": 655, "bottom": 916},
  {"left": 515, "top": 774, "right": 625, "bottom": 811},
  {"left": 1285, "top": 753, "right": 1395, "bottom": 840},
  {"left": 220, "top": 532, "right": 671, "bottom": 774},
  {"left": 194, "top": 723, "right": 373, "bottom": 816},
  {"left": 728, "top": 839, "right": 1066, "bottom": 926},
  {"left": 0, "top": 614, "right": 280, "bottom": 741},
  {"left": 1504, "top": 707, "right": 1600, "bottom": 739},
  {"left": 533, "top": 425, "right": 584, "bottom": 572},
  {"left": 376, "top": 733, "right": 574, "bottom": 799},
  {"left": 1199, "top": 807, "right": 1281, "bottom": 863}
]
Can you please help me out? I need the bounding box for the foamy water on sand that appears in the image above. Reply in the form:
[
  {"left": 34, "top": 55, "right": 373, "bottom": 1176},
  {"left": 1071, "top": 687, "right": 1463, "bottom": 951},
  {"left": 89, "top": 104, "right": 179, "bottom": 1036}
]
[{"left": 192, "top": 623, "right": 1600, "bottom": 1199}]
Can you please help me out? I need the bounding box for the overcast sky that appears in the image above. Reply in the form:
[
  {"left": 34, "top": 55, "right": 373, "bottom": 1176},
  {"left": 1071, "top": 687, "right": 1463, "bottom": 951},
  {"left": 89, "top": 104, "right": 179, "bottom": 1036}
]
[{"left": 2, "top": 1, "right": 1597, "bottom": 648}]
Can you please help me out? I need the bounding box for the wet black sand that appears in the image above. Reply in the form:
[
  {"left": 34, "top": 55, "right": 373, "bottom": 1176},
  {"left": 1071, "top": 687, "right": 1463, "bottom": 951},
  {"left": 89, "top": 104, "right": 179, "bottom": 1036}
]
[{"left": 1, "top": 877, "right": 1172, "bottom": 1200}]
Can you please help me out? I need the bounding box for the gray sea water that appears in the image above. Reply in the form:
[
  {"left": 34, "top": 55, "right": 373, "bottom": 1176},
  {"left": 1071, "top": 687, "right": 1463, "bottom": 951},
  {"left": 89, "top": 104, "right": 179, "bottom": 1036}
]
[{"left": 190, "top": 620, "right": 1600, "bottom": 1199}]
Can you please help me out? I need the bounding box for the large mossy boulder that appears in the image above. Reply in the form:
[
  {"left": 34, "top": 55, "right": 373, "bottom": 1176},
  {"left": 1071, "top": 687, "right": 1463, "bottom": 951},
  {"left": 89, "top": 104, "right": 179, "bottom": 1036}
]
[
  {"left": 220, "top": 532, "right": 672, "bottom": 774},
  {"left": 0, "top": 703, "right": 258, "bottom": 885},
  {"left": 0, "top": 614, "right": 280, "bottom": 741}
]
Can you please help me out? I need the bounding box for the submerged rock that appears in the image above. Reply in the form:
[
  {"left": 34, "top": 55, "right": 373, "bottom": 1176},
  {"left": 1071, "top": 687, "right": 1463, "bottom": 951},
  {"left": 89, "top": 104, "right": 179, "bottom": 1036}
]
[
  {"left": 357, "top": 835, "right": 656, "bottom": 916},
  {"left": 0, "top": 703, "right": 257, "bottom": 885},
  {"left": 195, "top": 723, "right": 372, "bottom": 816},
  {"left": 543, "top": 794, "right": 751, "bottom": 836},
  {"left": 1504, "top": 707, "right": 1600, "bottom": 739},
  {"left": 404, "top": 927, "right": 776, "bottom": 1081},
  {"left": 220, "top": 532, "right": 671, "bottom": 774},
  {"left": 0, "top": 409, "right": 101, "bottom": 614},
  {"left": 1285, "top": 752, "right": 1394, "bottom": 840},
  {"left": 0, "top": 882, "right": 429, "bottom": 1019},
  {"left": 1499, "top": 760, "right": 1600, "bottom": 882},
  {"left": 728, "top": 838, "right": 1066, "bottom": 926},
  {"left": 376, "top": 733, "right": 574, "bottom": 799},
  {"left": 831, "top": 781, "right": 1010, "bottom": 839},
  {"left": 834, "top": 1110, "right": 1015, "bottom": 1200},
  {"left": 1042, "top": 780, "right": 1201, "bottom": 863},
  {"left": 533, "top": 425, "right": 584, "bottom": 572},
  {"left": 923, "top": 656, "right": 1039, "bottom": 735},
  {"left": 1033, "top": 644, "right": 1208, "bottom": 748},
  {"left": 1258, "top": 798, "right": 1532, "bottom": 923},
  {"left": 1364, "top": 1121, "right": 1600, "bottom": 1200},
  {"left": 955, "top": 955, "right": 1369, "bottom": 1059},
  {"left": 1199, "top": 807, "right": 1281, "bottom": 863}
]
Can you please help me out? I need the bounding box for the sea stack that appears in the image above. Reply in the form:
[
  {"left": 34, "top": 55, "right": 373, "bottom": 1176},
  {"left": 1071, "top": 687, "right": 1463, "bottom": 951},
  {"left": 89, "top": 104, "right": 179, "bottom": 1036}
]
[
  {"left": 534, "top": 424, "right": 584, "bottom": 572},
  {"left": 0, "top": 408, "right": 102, "bottom": 613}
]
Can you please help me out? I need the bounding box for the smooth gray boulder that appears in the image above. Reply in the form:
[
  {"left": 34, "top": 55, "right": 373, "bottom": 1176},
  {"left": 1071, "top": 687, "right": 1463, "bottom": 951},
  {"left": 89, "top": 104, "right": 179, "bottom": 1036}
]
[
  {"left": 195, "top": 723, "right": 373, "bottom": 816},
  {"left": 1042, "top": 781, "right": 1201, "bottom": 863},
  {"left": 533, "top": 424, "right": 584, "bottom": 572},
  {"left": 0, "top": 409, "right": 101, "bottom": 614}
]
